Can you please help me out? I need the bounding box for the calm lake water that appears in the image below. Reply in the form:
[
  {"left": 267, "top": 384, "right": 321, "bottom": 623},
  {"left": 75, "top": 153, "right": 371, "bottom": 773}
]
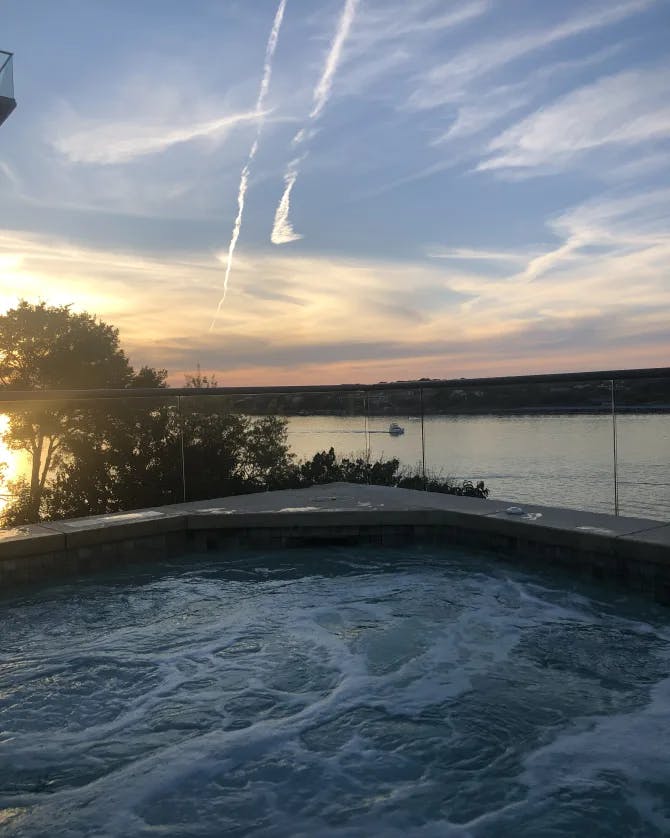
[
  {"left": 1, "top": 413, "right": 668, "bottom": 522},
  {"left": 286, "top": 413, "right": 670, "bottom": 521}
]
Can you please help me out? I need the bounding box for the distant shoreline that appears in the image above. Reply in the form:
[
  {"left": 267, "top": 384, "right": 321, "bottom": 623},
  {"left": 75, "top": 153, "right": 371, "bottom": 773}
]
[{"left": 286, "top": 406, "right": 670, "bottom": 418}]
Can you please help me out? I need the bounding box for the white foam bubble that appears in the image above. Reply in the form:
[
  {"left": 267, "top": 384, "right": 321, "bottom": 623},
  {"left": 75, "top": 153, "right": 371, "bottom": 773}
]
[{"left": 4, "top": 550, "right": 670, "bottom": 836}]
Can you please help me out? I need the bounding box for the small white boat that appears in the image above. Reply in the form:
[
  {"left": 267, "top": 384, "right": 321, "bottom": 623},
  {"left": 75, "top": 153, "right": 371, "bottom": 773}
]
[{"left": 388, "top": 422, "right": 405, "bottom": 436}]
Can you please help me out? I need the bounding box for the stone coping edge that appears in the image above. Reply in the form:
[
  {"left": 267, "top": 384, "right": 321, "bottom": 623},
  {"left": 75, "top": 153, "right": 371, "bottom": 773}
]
[
  {"left": 1, "top": 499, "right": 668, "bottom": 561},
  {"left": 0, "top": 487, "right": 669, "bottom": 595}
]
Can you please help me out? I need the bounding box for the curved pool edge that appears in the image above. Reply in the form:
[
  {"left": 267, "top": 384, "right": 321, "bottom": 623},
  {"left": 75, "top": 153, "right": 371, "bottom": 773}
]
[{"left": 1, "top": 482, "right": 669, "bottom": 601}]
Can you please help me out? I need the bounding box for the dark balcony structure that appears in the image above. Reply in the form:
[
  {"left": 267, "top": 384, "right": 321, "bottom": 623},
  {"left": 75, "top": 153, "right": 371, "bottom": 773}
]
[{"left": 0, "top": 51, "right": 16, "bottom": 127}]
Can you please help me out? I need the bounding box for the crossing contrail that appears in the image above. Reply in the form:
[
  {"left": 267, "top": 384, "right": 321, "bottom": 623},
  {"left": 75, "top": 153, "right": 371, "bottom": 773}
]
[
  {"left": 271, "top": 0, "right": 358, "bottom": 245},
  {"left": 211, "top": 0, "right": 288, "bottom": 329}
]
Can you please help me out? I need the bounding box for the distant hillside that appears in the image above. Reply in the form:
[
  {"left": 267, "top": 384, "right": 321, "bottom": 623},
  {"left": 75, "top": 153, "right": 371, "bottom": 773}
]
[{"left": 184, "top": 376, "right": 670, "bottom": 417}]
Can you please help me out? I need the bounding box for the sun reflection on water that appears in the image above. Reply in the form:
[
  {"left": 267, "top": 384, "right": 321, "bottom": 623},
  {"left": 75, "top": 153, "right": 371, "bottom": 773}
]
[{"left": 0, "top": 414, "right": 30, "bottom": 513}]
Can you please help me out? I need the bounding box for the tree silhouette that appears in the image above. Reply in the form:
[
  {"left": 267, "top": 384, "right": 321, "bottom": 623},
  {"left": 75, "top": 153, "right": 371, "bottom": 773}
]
[{"left": 0, "top": 301, "right": 166, "bottom": 522}]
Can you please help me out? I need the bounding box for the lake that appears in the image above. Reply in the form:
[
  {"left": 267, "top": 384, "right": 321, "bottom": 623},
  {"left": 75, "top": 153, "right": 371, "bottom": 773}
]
[
  {"left": 286, "top": 413, "right": 670, "bottom": 522},
  {"left": 1, "top": 412, "right": 668, "bottom": 522}
]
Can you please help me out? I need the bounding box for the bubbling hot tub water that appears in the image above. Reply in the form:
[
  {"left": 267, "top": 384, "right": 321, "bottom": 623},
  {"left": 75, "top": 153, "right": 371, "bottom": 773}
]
[{"left": 1, "top": 547, "right": 670, "bottom": 836}]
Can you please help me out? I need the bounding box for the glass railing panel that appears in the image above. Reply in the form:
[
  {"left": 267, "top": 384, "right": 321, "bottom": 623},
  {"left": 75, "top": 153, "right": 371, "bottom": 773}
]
[
  {"left": 1, "top": 375, "right": 666, "bottom": 527},
  {"left": 179, "top": 393, "right": 262, "bottom": 502},
  {"left": 0, "top": 395, "right": 182, "bottom": 526},
  {"left": 281, "top": 390, "right": 368, "bottom": 481},
  {"left": 613, "top": 376, "right": 670, "bottom": 521},
  {"left": 0, "top": 52, "right": 14, "bottom": 99},
  {"left": 179, "top": 389, "right": 368, "bottom": 501},
  {"left": 365, "top": 388, "right": 424, "bottom": 486},
  {"left": 422, "top": 379, "right": 615, "bottom": 512}
]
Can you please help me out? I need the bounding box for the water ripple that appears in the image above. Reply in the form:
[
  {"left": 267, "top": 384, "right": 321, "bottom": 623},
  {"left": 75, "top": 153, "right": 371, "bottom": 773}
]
[{"left": 1, "top": 547, "right": 670, "bottom": 836}]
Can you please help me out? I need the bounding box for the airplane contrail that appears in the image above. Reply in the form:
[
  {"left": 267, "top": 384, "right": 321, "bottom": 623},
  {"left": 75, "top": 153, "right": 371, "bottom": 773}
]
[
  {"left": 271, "top": 0, "right": 358, "bottom": 245},
  {"left": 211, "top": 0, "right": 288, "bottom": 329},
  {"left": 271, "top": 162, "right": 302, "bottom": 244},
  {"left": 311, "top": 0, "right": 358, "bottom": 119}
]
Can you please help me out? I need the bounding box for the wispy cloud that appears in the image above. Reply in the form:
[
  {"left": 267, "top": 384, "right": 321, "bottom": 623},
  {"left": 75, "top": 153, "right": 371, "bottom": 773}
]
[
  {"left": 432, "top": 45, "right": 626, "bottom": 145},
  {"left": 363, "top": 3, "right": 653, "bottom": 197},
  {"left": 434, "top": 83, "right": 533, "bottom": 144},
  {"left": 420, "top": 189, "right": 670, "bottom": 376},
  {"left": 409, "top": 0, "right": 655, "bottom": 110},
  {"left": 0, "top": 160, "right": 21, "bottom": 190},
  {"left": 352, "top": 0, "right": 488, "bottom": 44},
  {"left": 479, "top": 67, "right": 670, "bottom": 173},
  {"left": 445, "top": 188, "right": 670, "bottom": 301},
  {"left": 428, "top": 246, "right": 533, "bottom": 265},
  {"left": 3, "top": 186, "right": 670, "bottom": 383},
  {"left": 52, "top": 106, "right": 264, "bottom": 165},
  {"left": 602, "top": 151, "right": 670, "bottom": 183},
  {"left": 336, "top": 0, "right": 489, "bottom": 101}
]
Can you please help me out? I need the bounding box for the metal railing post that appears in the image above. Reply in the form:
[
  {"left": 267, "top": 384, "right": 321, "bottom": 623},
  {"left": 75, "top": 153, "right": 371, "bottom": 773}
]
[
  {"left": 363, "top": 391, "right": 370, "bottom": 477},
  {"left": 178, "top": 395, "right": 187, "bottom": 503},
  {"left": 611, "top": 379, "right": 619, "bottom": 516},
  {"left": 420, "top": 387, "right": 427, "bottom": 491}
]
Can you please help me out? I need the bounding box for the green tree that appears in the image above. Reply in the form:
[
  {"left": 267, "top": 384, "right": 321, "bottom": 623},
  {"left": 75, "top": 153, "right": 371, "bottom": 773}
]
[
  {"left": 0, "top": 301, "right": 136, "bottom": 390},
  {"left": 42, "top": 407, "right": 297, "bottom": 518},
  {"left": 130, "top": 366, "right": 168, "bottom": 388},
  {"left": 0, "top": 301, "right": 166, "bottom": 522},
  {"left": 42, "top": 399, "right": 183, "bottom": 519},
  {"left": 185, "top": 363, "right": 218, "bottom": 389}
]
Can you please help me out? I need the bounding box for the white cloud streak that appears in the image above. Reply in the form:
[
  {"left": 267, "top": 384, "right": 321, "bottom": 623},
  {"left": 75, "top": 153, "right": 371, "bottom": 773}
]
[
  {"left": 333, "top": 0, "right": 489, "bottom": 103},
  {"left": 271, "top": 0, "right": 359, "bottom": 246},
  {"left": 479, "top": 67, "right": 670, "bottom": 173},
  {"left": 53, "top": 109, "right": 263, "bottom": 165},
  {"left": 428, "top": 246, "right": 533, "bottom": 265},
  {"left": 432, "top": 45, "right": 625, "bottom": 146},
  {"left": 350, "top": 0, "right": 488, "bottom": 52},
  {"left": 365, "top": 2, "right": 653, "bottom": 196},
  {"left": 211, "top": 0, "right": 287, "bottom": 327},
  {"left": 410, "top": 0, "right": 656, "bottom": 110}
]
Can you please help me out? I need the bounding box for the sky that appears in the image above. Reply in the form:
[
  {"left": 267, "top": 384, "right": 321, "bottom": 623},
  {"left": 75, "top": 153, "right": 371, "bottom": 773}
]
[{"left": 0, "top": 0, "right": 669, "bottom": 386}]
